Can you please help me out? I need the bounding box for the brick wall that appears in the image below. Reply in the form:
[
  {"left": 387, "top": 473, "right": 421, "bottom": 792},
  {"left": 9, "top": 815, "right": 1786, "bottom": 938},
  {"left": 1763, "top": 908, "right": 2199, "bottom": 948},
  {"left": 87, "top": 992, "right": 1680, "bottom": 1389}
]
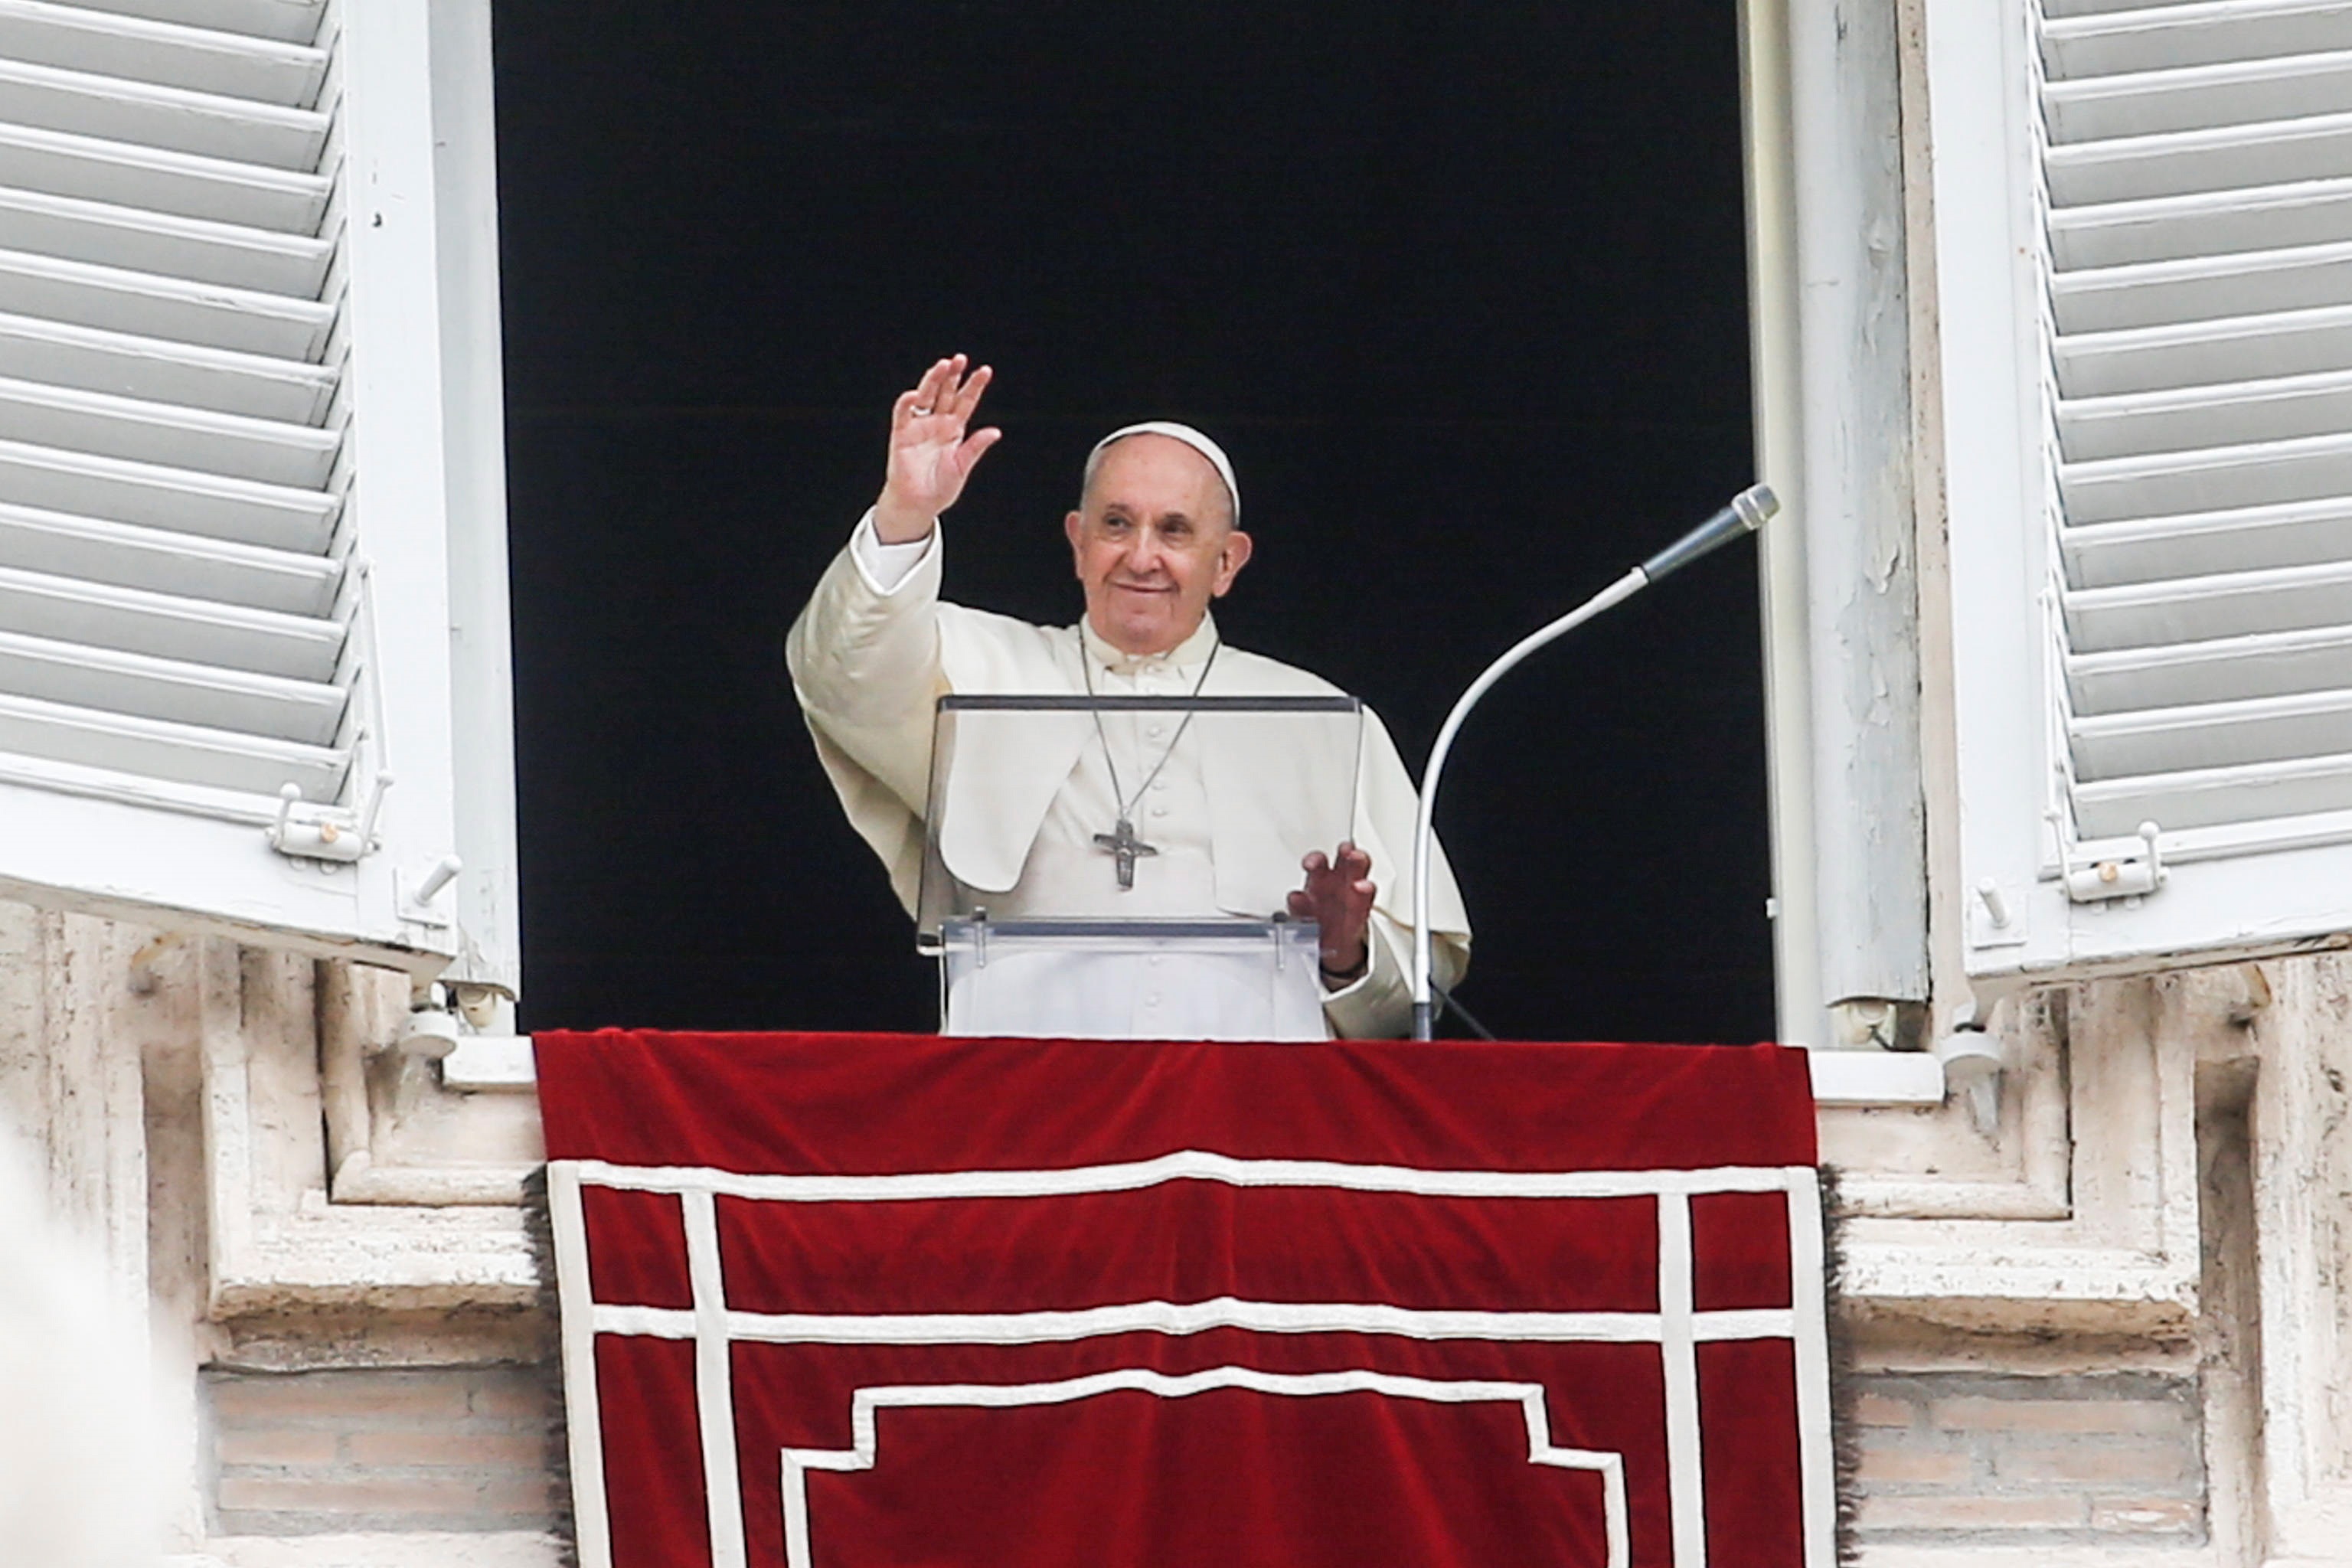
[
  {"left": 1852, "top": 1371, "right": 2205, "bottom": 1545},
  {"left": 204, "top": 1366, "right": 562, "bottom": 1537}
]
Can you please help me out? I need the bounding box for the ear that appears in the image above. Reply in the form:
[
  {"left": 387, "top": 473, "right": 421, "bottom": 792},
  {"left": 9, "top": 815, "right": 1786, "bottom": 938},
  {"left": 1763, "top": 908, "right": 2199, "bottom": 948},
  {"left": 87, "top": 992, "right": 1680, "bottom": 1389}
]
[
  {"left": 1064, "top": 509, "right": 1085, "bottom": 577},
  {"left": 1210, "top": 528, "right": 1254, "bottom": 597}
]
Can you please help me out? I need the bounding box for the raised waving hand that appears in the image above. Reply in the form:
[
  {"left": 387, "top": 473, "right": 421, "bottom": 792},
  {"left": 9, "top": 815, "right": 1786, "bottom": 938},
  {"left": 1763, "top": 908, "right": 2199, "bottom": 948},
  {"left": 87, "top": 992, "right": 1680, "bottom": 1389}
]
[{"left": 873, "top": 354, "right": 1003, "bottom": 544}]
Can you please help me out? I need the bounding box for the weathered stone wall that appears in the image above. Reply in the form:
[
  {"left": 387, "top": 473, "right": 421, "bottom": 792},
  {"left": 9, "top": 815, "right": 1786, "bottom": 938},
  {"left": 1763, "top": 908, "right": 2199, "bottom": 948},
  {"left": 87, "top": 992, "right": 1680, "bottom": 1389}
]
[
  {"left": 1852, "top": 1372, "right": 2206, "bottom": 1544},
  {"left": 204, "top": 1367, "right": 560, "bottom": 1538},
  {"left": 5, "top": 895, "right": 2352, "bottom": 1563}
]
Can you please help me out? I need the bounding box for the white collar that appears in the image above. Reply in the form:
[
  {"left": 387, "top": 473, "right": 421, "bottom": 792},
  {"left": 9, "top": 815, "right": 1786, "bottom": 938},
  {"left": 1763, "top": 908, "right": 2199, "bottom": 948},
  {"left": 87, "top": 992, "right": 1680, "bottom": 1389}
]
[{"left": 1080, "top": 611, "right": 1221, "bottom": 674}]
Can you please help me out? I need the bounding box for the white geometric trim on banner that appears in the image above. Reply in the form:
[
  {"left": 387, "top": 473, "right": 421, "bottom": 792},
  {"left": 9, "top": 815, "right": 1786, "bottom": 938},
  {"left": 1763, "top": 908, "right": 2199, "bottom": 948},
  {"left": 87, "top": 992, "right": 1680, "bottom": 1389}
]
[
  {"left": 778, "top": 1369, "right": 1633, "bottom": 1568},
  {"left": 546, "top": 1152, "right": 1837, "bottom": 1568}
]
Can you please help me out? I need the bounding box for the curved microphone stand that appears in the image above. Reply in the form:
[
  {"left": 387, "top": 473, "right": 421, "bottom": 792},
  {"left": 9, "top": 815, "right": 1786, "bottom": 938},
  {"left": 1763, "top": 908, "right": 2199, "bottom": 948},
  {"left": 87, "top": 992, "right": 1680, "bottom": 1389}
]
[{"left": 1410, "top": 485, "right": 1781, "bottom": 1040}]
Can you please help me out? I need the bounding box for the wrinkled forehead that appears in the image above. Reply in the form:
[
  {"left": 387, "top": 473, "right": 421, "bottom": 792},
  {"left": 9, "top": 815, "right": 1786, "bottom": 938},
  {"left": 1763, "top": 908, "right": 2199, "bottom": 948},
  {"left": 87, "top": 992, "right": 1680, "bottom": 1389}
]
[{"left": 1083, "top": 426, "right": 1240, "bottom": 525}]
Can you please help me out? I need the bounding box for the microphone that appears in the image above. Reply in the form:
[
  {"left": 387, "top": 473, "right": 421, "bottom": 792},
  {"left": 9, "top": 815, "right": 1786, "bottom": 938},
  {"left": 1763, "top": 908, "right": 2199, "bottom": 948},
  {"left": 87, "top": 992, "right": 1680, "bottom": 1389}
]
[
  {"left": 1641, "top": 485, "right": 1779, "bottom": 585},
  {"left": 1410, "top": 484, "right": 1782, "bottom": 1040}
]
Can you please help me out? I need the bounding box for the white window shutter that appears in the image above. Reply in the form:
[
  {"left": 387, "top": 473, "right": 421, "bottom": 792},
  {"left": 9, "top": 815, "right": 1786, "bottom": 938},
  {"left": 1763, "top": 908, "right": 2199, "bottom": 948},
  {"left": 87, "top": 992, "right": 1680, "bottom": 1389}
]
[
  {"left": 0, "top": 0, "right": 518, "bottom": 991},
  {"left": 1932, "top": 0, "right": 2352, "bottom": 985}
]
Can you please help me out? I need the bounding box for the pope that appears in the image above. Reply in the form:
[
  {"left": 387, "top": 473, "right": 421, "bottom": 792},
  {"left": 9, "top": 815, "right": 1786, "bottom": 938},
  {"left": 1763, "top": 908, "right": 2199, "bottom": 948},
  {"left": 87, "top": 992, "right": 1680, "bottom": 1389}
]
[{"left": 786, "top": 354, "right": 1469, "bottom": 1037}]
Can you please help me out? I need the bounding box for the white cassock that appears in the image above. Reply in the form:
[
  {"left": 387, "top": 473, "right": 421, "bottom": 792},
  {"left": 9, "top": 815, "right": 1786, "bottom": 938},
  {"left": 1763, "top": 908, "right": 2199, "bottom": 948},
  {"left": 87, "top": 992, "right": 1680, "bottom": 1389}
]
[{"left": 785, "top": 511, "right": 1472, "bottom": 1038}]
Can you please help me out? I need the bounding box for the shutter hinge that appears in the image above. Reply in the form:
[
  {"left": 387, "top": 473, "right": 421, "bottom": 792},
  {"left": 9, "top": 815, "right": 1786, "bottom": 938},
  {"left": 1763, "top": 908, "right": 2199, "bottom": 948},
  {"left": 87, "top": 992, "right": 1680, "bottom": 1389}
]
[
  {"left": 268, "top": 774, "right": 390, "bottom": 863},
  {"left": 2055, "top": 816, "right": 2167, "bottom": 905}
]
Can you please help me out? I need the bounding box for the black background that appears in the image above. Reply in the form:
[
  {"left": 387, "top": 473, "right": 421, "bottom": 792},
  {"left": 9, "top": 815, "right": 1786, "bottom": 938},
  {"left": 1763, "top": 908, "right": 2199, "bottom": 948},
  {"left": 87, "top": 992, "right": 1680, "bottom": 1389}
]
[{"left": 491, "top": 2, "right": 1772, "bottom": 1043}]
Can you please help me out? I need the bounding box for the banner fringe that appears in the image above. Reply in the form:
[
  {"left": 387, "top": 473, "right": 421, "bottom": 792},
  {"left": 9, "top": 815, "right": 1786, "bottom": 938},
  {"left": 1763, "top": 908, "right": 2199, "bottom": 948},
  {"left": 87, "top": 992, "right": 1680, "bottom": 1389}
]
[
  {"left": 1821, "top": 1163, "right": 1860, "bottom": 1566},
  {"left": 522, "top": 1164, "right": 580, "bottom": 1568}
]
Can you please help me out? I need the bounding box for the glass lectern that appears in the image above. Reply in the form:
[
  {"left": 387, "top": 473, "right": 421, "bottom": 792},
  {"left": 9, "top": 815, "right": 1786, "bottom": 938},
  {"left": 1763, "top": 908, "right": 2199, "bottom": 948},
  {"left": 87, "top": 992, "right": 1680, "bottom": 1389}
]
[{"left": 917, "top": 694, "right": 1364, "bottom": 1040}]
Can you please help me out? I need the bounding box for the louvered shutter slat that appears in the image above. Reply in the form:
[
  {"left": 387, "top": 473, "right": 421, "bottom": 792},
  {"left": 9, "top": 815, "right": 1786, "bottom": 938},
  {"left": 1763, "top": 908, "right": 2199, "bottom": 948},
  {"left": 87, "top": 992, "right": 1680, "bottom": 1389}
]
[
  {"left": 0, "top": 626, "right": 338, "bottom": 740},
  {"left": 60, "top": 0, "right": 323, "bottom": 51},
  {"left": 0, "top": 436, "right": 332, "bottom": 549},
  {"left": 0, "top": 187, "right": 330, "bottom": 291},
  {"left": 0, "top": 121, "right": 328, "bottom": 230},
  {"left": 0, "top": 375, "right": 337, "bottom": 484},
  {"left": 0, "top": 563, "right": 340, "bottom": 678},
  {"left": 0, "top": 685, "right": 340, "bottom": 795},
  {"left": 2063, "top": 496, "right": 2352, "bottom": 584},
  {"left": 2068, "top": 624, "right": 2352, "bottom": 710},
  {"left": 0, "top": 497, "right": 335, "bottom": 612},
  {"left": 0, "top": 0, "right": 518, "bottom": 985},
  {"left": 0, "top": 0, "right": 348, "bottom": 801},
  {"left": 0, "top": 2, "right": 324, "bottom": 100},
  {"left": 0, "top": 57, "right": 325, "bottom": 167},
  {"left": 2055, "top": 243, "right": 2352, "bottom": 332},
  {"left": 0, "top": 311, "right": 335, "bottom": 420},
  {"left": 0, "top": 247, "right": 332, "bottom": 356},
  {"left": 2035, "top": 0, "right": 2352, "bottom": 863}
]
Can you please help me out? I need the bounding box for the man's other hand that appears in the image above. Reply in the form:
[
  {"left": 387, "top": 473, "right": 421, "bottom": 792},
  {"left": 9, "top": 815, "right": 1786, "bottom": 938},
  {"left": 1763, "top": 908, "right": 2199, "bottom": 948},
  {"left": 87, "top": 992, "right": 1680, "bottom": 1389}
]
[
  {"left": 875, "top": 354, "right": 1003, "bottom": 543},
  {"left": 1288, "top": 842, "right": 1374, "bottom": 989}
]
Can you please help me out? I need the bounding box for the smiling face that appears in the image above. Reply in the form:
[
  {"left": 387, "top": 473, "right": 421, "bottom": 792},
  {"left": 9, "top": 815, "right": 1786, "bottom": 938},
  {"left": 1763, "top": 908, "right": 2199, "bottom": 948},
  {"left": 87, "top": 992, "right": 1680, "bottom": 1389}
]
[{"left": 1064, "top": 434, "right": 1253, "bottom": 656}]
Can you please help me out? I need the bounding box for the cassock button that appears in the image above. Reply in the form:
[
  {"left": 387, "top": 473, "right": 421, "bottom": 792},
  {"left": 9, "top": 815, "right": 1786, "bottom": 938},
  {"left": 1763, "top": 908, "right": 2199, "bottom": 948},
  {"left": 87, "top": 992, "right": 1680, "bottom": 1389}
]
[
  {"left": 1147, "top": 724, "right": 1166, "bottom": 739},
  {"left": 1145, "top": 992, "right": 1162, "bottom": 1007},
  {"left": 1151, "top": 804, "right": 1169, "bottom": 818}
]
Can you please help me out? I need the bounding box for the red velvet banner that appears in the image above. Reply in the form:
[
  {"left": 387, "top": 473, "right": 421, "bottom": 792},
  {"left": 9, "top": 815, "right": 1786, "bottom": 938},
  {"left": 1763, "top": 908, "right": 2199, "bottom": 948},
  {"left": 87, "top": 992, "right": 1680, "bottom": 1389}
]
[{"left": 536, "top": 1032, "right": 1831, "bottom": 1568}]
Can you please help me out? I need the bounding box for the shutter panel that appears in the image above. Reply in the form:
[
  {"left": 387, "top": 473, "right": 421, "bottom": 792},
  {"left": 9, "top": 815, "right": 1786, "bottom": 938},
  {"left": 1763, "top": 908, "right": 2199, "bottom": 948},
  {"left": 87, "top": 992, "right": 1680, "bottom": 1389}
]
[
  {"left": 1930, "top": 0, "right": 2352, "bottom": 982},
  {"left": 0, "top": 0, "right": 516, "bottom": 984}
]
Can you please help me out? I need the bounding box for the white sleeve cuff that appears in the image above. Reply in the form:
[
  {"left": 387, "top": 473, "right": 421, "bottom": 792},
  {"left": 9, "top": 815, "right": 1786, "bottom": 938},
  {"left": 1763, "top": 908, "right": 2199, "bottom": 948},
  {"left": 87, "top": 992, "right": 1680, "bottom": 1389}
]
[{"left": 849, "top": 508, "right": 937, "bottom": 596}]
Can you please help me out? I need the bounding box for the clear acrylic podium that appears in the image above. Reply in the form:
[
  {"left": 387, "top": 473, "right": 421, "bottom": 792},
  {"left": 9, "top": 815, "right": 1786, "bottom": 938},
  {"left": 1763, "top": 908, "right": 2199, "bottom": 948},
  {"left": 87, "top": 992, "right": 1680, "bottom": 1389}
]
[{"left": 916, "top": 694, "right": 1363, "bottom": 1040}]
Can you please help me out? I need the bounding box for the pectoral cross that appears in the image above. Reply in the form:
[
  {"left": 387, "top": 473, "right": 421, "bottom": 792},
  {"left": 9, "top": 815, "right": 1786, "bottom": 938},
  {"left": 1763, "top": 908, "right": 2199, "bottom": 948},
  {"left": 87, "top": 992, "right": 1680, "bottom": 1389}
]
[{"left": 1093, "top": 817, "right": 1158, "bottom": 890}]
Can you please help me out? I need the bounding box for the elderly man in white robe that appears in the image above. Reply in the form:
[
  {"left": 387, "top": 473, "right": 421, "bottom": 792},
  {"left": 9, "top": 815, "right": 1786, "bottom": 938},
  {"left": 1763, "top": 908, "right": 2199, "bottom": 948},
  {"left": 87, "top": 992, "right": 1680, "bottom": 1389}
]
[{"left": 787, "top": 354, "right": 1469, "bottom": 1038}]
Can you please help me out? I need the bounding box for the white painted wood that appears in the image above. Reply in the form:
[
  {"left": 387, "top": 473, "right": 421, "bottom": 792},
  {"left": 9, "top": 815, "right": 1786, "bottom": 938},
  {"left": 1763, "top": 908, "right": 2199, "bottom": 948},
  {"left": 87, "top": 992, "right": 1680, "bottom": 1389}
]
[
  {"left": 0, "top": 185, "right": 332, "bottom": 292},
  {"left": 0, "top": 496, "right": 337, "bottom": 612},
  {"left": 2050, "top": 110, "right": 2352, "bottom": 205},
  {"left": 0, "top": 435, "right": 335, "bottom": 550},
  {"left": 0, "top": 684, "right": 341, "bottom": 795},
  {"left": 0, "top": 245, "right": 332, "bottom": 357},
  {"left": 2071, "top": 685, "right": 2352, "bottom": 778},
  {"left": 69, "top": 0, "right": 324, "bottom": 51},
  {"left": 1782, "top": 0, "right": 1930, "bottom": 1016},
  {"left": 0, "top": 626, "right": 341, "bottom": 740},
  {"left": 0, "top": 0, "right": 514, "bottom": 978},
  {"left": 2056, "top": 302, "right": 2352, "bottom": 402},
  {"left": 2060, "top": 367, "right": 2352, "bottom": 459},
  {"left": 2046, "top": 49, "right": 2352, "bottom": 143},
  {"left": 2043, "top": 0, "right": 2352, "bottom": 79},
  {"left": 2065, "top": 559, "right": 2352, "bottom": 649},
  {"left": 2069, "top": 622, "right": 2352, "bottom": 709},
  {"left": 2054, "top": 240, "right": 2352, "bottom": 333},
  {"left": 0, "top": 54, "right": 325, "bottom": 167},
  {"left": 423, "top": 0, "right": 518, "bottom": 995},
  {"left": 0, "top": 119, "right": 328, "bottom": 231},
  {"left": 0, "top": 0, "right": 324, "bottom": 100},
  {"left": 2061, "top": 430, "right": 2352, "bottom": 520},
  {"left": 0, "top": 309, "right": 335, "bottom": 421},
  {"left": 2053, "top": 178, "right": 2352, "bottom": 270},
  {"left": 0, "top": 373, "right": 336, "bottom": 483},
  {"left": 0, "top": 559, "right": 341, "bottom": 677}
]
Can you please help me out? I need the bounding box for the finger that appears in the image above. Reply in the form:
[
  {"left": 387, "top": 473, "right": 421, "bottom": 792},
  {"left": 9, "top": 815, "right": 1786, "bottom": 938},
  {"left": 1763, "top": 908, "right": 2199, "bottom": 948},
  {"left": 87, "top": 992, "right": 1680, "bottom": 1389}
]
[
  {"left": 914, "top": 358, "right": 952, "bottom": 412},
  {"left": 892, "top": 389, "right": 926, "bottom": 430},
  {"left": 956, "top": 426, "right": 1004, "bottom": 475},
  {"left": 955, "top": 364, "right": 994, "bottom": 419},
  {"left": 1353, "top": 878, "right": 1377, "bottom": 902},
  {"left": 1338, "top": 844, "right": 1373, "bottom": 877},
  {"left": 1285, "top": 890, "right": 1315, "bottom": 918},
  {"left": 1302, "top": 851, "right": 1329, "bottom": 875}
]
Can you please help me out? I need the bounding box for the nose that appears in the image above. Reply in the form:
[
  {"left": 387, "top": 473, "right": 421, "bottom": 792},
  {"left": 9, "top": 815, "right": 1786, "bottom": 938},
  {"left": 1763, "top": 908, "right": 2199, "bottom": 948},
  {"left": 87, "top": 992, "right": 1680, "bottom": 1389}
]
[{"left": 1121, "top": 528, "right": 1167, "bottom": 577}]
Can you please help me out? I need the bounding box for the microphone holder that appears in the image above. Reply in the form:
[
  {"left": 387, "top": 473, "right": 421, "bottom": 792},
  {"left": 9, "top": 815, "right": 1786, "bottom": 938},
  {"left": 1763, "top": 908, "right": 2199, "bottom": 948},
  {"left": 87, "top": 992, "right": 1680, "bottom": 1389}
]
[{"left": 1410, "top": 485, "right": 1779, "bottom": 1040}]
